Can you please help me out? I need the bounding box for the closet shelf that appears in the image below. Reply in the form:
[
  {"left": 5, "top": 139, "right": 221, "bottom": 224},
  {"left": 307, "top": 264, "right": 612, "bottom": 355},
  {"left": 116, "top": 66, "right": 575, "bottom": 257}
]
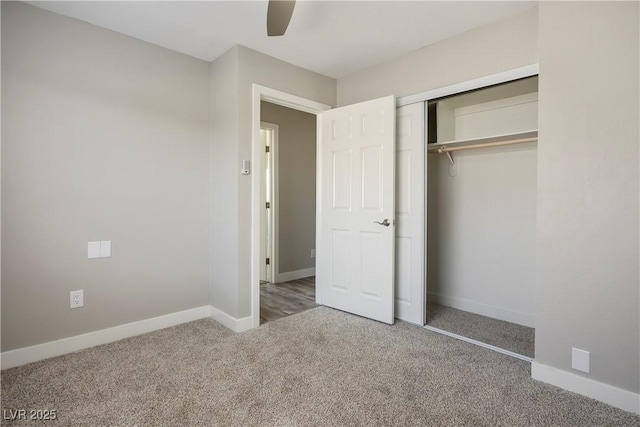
[{"left": 427, "top": 130, "right": 538, "bottom": 153}]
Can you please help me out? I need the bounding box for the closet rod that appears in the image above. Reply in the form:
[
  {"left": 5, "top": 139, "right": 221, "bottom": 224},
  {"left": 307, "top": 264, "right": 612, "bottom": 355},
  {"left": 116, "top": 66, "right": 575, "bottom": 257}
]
[{"left": 428, "top": 136, "right": 538, "bottom": 154}]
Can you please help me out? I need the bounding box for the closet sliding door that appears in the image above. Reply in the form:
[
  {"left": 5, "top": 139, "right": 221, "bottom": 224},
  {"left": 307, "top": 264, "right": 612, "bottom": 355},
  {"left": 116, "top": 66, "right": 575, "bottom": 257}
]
[{"left": 394, "top": 103, "right": 426, "bottom": 325}]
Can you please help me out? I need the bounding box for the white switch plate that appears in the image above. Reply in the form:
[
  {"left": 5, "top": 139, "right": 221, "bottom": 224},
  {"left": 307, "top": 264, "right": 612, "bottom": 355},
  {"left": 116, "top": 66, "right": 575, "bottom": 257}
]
[
  {"left": 100, "top": 240, "right": 111, "bottom": 257},
  {"left": 88, "top": 241, "right": 101, "bottom": 259},
  {"left": 311, "top": 249, "right": 315, "bottom": 258},
  {"left": 572, "top": 348, "right": 590, "bottom": 373},
  {"left": 88, "top": 241, "right": 111, "bottom": 258},
  {"left": 70, "top": 290, "right": 84, "bottom": 309}
]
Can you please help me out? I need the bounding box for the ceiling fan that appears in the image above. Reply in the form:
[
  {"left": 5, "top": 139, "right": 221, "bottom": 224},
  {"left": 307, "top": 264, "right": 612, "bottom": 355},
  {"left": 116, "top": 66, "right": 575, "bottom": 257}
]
[{"left": 267, "top": 0, "right": 296, "bottom": 37}]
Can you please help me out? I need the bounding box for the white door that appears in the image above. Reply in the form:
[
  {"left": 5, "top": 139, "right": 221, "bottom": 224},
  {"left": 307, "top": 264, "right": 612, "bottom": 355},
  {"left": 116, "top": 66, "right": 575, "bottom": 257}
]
[
  {"left": 317, "top": 96, "right": 396, "bottom": 324},
  {"left": 395, "top": 103, "right": 426, "bottom": 325}
]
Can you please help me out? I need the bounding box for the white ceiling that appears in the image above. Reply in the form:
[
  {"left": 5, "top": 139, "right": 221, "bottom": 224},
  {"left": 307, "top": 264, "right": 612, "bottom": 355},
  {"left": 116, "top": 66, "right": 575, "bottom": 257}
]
[{"left": 27, "top": 1, "right": 537, "bottom": 78}]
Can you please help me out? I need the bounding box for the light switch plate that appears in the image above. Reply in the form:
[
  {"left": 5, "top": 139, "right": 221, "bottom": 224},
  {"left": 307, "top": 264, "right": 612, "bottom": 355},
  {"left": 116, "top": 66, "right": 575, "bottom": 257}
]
[
  {"left": 100, "top": 240, "right": 111, "bottom": 257},
  {"left": 88, "top": 241, "right": 101, "bottom": 259}
]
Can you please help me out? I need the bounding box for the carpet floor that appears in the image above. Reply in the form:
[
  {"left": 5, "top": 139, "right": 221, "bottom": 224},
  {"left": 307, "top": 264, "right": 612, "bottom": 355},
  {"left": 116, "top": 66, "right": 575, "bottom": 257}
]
[
  {"left": 426, "top": 302, "right": 535, "bottom": 358},
  {"left": 2, "top": 307, "right": 638, "bottom": 426}
]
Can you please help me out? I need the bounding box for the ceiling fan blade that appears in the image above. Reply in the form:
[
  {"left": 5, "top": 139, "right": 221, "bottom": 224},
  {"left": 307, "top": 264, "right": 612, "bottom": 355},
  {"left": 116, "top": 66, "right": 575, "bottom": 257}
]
[{"left": 267, "top": 0, "right": 296, "bottom": 37}]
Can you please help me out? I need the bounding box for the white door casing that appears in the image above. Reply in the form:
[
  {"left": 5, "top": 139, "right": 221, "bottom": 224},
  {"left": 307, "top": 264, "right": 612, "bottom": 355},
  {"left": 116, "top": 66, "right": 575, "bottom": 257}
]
[
  {"left": 317, "top": 95, "right": 396, "bottom": 324},
  {"left": 259, "top": 122, "right": 279, "bottom": 284},
  {"left": 394, "top": 103, "right": 426, "bottom": 325},
  {"left": 259, "top": 128, "right": 269, "bottom": 282}
]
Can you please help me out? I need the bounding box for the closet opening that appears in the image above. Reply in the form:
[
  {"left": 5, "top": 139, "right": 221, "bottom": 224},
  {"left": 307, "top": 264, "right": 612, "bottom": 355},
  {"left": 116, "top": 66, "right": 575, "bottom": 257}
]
[{"left": 425, "top": 75, "right": 538, "bottom": 359}]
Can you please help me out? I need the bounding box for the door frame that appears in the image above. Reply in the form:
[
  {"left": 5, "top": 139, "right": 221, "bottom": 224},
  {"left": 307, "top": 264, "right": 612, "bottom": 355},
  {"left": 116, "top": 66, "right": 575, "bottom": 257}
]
[
  {"left": 396, "top": 64, "right": 539, "bottom": 107},
  {"left": 260, "top": 121, "right": 279, "bottom": 283},
  {"left": 251, "top": 84, "right": 331, "bottom": 328}
]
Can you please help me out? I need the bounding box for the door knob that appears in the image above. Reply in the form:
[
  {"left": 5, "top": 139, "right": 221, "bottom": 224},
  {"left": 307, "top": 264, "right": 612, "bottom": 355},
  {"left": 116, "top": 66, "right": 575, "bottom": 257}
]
[{"left": 374, "top": 219, "right": 391, "bottom": 227}]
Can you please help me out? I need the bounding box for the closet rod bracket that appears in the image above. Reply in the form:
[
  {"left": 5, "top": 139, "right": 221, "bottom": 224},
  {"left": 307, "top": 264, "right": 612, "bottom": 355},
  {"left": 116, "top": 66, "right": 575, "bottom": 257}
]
[{"left": 437, "top": 147, "right": 455, "bottom": 166}]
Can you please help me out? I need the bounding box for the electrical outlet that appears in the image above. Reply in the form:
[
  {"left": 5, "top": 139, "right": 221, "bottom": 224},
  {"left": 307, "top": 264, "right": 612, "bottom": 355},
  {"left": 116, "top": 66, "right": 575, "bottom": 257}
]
[
  {"left": 572, "top": 348, "right": 590, "bottom": 373},
  {"left": 311, "top": 249, "right": 315, "bottom": 258},
  {"left": 70, "top": 290, "right": 84, "bottom": 309}
]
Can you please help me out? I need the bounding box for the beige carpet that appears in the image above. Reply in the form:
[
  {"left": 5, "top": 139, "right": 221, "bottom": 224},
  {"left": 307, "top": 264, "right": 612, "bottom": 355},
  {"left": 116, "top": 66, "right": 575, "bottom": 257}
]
[
  {"left": 2, "top": 307, "right": 638, "bottom": 426},
  {"left": 427, "top": 302, "right": 535, "bottom": 358}
]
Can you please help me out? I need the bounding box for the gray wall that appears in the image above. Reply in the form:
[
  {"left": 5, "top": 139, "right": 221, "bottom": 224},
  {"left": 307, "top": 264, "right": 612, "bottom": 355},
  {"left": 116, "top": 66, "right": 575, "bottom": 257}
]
[
  {"left": 337, "top": 7, "right": 538, "bottom": 106},
  {"left": 261, "top": 102, "right": 317, "bottom": 275},
  {"left": 209, "top": 46, "right": 240, "bottom": 315},
  {"left": 209, "top": 45, "right": 336, "bottom": 318},
  {"left": 536, "top": 1, "right": 639, "bottom": 393},
  {"left": 1, "top": 2, "right": 210, "bottom": 351}
]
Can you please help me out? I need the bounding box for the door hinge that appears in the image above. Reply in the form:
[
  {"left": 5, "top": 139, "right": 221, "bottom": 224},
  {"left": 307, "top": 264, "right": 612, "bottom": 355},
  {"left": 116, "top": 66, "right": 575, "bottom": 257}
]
[
  {"left": 266, "top": 202, "right": 270, "bottom": 209},
  {"left": 265, "top": 146, "right": 270, "bottom": 153},
  {"left": 266, "top": 258, "right": 270, "bottom": 265}
]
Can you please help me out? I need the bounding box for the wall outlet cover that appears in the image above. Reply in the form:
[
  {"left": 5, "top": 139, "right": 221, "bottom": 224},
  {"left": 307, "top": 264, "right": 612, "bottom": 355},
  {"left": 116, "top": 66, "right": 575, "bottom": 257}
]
[
  {"left": 572, "top": 348, "right": 590, "bottom": 373},
  {"left": 70, "top": 290, "right": 84, "bottom": 309}
]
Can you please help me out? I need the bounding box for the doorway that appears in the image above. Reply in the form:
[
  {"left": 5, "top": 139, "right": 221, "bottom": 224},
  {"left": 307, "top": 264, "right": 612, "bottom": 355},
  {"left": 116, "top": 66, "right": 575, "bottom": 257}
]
[
  {"left": 259, "top": 102, "right": 318, "bottom": 324},
  {"left": 251, "top": 84, "right": 331, "bottom": 327}
]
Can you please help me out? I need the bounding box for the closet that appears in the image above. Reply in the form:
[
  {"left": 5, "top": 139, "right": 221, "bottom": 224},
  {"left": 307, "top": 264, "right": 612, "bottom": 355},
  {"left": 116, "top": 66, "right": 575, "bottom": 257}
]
[
  {"left": 424, "top": 76, "right": 538, "bottom": 358},
  {"left": 308, "top": 68, "right": 539, "bottom": 358}
]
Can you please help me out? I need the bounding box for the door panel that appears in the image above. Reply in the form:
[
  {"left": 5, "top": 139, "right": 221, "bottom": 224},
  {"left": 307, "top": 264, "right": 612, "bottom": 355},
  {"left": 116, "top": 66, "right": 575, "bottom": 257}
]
[
  {"left": 332, "top": 150, "right": 351, "bottom": 209},
  {"left": 362, "top": 146, "right": 383, "bottom": 210},
  {"left": 331, "top": 229, "right": 351, "bottom": 290},
  {"left": 394, "top": 103, "right": 426, "bottom": 325},
  {"left": 318, "top": 96, "right": 396, "bottom": 324}
]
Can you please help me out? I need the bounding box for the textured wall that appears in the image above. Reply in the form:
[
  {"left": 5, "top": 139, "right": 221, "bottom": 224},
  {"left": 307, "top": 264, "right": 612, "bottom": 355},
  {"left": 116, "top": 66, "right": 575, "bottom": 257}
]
[
  {"left": 1, "top": 2, "right": 211, "bottom": 350},
  {"left": 209, "top": 46, "right": 240, "bottom": 316},
  {"left": 337, "top": 8, "right": 538, "bottom": 106},
  {"left": 536, "top": 1, "right": 639, "bottom": 392}
]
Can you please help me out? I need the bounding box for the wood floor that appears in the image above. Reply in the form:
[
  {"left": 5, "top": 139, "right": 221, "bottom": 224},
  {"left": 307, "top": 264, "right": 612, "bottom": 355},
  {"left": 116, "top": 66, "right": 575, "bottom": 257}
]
[{"left": 260, "top": 276, "right": 317, "bottom": 324}]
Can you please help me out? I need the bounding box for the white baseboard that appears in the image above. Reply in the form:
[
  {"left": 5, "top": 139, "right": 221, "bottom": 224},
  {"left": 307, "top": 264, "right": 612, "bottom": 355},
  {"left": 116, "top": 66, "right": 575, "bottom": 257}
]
[
  {"left": 209, "top": 305, "right": 253, "bottom": 332},
  {"left": 532, "top": 362, "right": 640, "bottom": 414},
  {"left": 1, "top": 306, "right": 211, "bottom": 370},
  {"left": 275, "top": 267, "right": 315, "bottom": 283},
  {"left": 428, "top": 292, "right": 535, "bottom": 328}
]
